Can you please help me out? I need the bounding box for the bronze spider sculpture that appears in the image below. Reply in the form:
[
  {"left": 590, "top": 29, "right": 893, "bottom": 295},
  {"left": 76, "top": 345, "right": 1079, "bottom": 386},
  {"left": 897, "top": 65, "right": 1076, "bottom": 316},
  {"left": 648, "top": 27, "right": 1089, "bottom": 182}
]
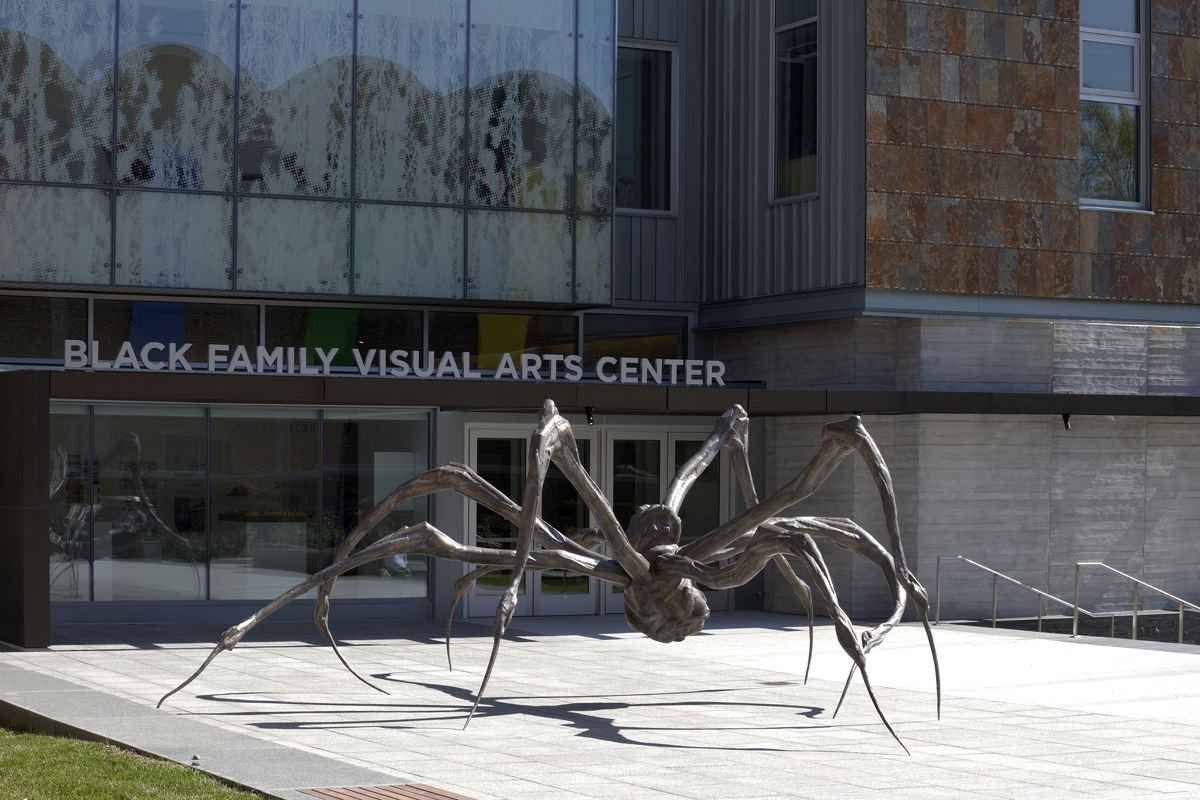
[{"left": 159, "top": 401, "right": 940, "bottom": 751}]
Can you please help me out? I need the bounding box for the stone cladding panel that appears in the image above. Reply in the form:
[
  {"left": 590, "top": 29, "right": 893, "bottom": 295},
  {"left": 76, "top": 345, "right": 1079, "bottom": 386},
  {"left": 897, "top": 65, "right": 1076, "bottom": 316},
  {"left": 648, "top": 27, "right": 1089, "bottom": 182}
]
[{"left": 866, "top": 0, "right": 1200, "bottom": 303}]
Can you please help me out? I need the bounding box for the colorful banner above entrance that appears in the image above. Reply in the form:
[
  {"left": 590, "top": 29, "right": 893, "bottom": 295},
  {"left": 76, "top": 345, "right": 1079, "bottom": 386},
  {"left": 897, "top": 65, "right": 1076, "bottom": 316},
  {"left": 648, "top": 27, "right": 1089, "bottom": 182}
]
[{"left": 63, "top": 340, "right": 727, "bottom": 387}]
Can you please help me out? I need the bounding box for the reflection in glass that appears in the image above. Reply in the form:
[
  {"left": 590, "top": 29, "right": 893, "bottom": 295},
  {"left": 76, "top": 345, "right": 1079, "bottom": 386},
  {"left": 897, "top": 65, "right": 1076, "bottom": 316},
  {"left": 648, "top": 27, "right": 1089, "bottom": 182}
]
[
  {"left": 0, "top": 296, "right": 87, "bottom": 361},
  {"left": 117, "top": 0, "right": 235, "bottom": 190},
  {"left": 356, "top": 0, "right": 465, "bottom": 203},
  {"left": 575, "top": 214, "right": 612, "bottom": 304},
  {"left": 576, "top": 0, "right": 614, "bottom": 212},
  {"left": 583, "top": 314, "right": 685, "bottom": 361},
  {"left": 612, "top": 440, "right": 660, "bottom": 529},
  {"left": 1080, "top": 0, "right": 1138, "bottom": 32},
  {"left": 429, "top": 311, "right": 577, "bottom": 371},
  {"left": 49, "top": 404, "right": 92, "bottom": 601},
  {"left": 1081, "top": 40, "right": 1135, "bottom": 93},
  {"left": 776, "top": 0, "right": 818, "bottom": 26},
  {"left": 93, "top": 299, "right": 258, "bottom": 362},
  {"left": 238, "top": 0, "right": 352, "bottom": 197},
  {"left": 1081, "top": 100, "right": 1139, "bottom": 202},
  {"left": 0, "top": 1, "right": 115, "bottom": 183},
  {"left": 0, "top": 185, "right": 112, "bottom": 284},
  {"left": 469, "top": 0, "right": 574, "bottom": 209},
  {"left": 475, "top": 437, "right": 526, "bottom": 596},
  {"left": 210, "top": 408, "right": 319, "bottom": 600},
  {"left": 775, "top": 20, "right": 818, "bottom": 198},
  {"left": 266, "top": 305, "right": 421, "bottom": 368},
  {"left": 116, "top": 191, "right": 232, "bottom": 288},
  {"left": 237, "top": 197, "right": 349, "bottom": 293},
  {"left": 675, "top": 440, "right": 720, "bottom": 545},
  {"left": 92, "top": 405, "right": 206, "bottom": 601},
  {"left": 616, "top": 48, "right": 670, "bottom": 210},
  {"left": 468, "top": 210, "right": 571, "bottom": 302},
  {"left": 540, "top": 439, "right": 591, "bottom": 595},
  {"left": 322, "top": 409, "right": 429, "bottom": 599},
  {"left": 355, "top": 204, "right": 461, "bottom": 298}
]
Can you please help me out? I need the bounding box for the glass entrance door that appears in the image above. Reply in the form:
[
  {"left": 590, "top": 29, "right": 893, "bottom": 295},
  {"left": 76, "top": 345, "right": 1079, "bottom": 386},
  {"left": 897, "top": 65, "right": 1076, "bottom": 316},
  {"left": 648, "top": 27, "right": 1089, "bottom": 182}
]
[
  {"left": 601, "top": 433, "right": 729, "bottom": 614},
  {"left": 467, "top": 432, "right": 597, "bottom": 616}
]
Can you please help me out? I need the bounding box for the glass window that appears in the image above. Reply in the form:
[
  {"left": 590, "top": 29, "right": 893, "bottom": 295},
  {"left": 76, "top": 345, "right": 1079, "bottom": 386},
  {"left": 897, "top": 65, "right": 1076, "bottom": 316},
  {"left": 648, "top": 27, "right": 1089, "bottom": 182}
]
[
  {"left": 0, "top": 1, "right": 115, "bottom": 184},
  {"left": 1080, "top": 0, "right": 1143, "bottom": 206},
  {"left": 468, "top": 0, "right": 574, "bottom": 210},
  {"left": 354, "top": 0, "right": 465, "bottom": 204},
  {"left": 93, "top": 299, "right": 258, "bottom": 363},
  {"left": 210, "top": 408, "right": 319, "bottom": 600},
  {"left": 429, "top": 311, "right": 577, "bottom": 371},
  {"left": 92, "top": 405, "right": 207, "bottom": 601},
  {"left": 321, "top": 409, "right": 430, "bottom": 598},
  {"left": 0, "top": 185, "right": 112, "bottom": 285},
  {"left": 237, "top": 0, "right": 352, "bottom": 198},
  {"left": 354, "top": 204, "right": 462, "bottom": 299},
  {"left": 49, "top": 404, "right": 93, "bottom": 602},
  {"left": 0, "top": 296, "right": 87, "bottom": 362},
  {"left": 116, "top": 0, "right": 236, "bottom": 191},
  {"left": 236, "top": 197, "right": 350, "bottom": 293},
  {"left": 576, "top": 0, "right": 615, "bottom": 213},
  {"left": 583, "top": 313, "right": 686, "bottom": 361},
  {"left": 616, "top": 46, "right": 672, "bottom": 211},
  {"left": 265, "top": 305, "right": 421, "bottom": 367},
  {"left": 774, "top": 2, "right": 817, "bottom": 199},
  {"left": 115, "top": 191, "right": 233, "bottom": 288},
  {"left": 466, "top": 209, "right": 573, "bottom": 302}
]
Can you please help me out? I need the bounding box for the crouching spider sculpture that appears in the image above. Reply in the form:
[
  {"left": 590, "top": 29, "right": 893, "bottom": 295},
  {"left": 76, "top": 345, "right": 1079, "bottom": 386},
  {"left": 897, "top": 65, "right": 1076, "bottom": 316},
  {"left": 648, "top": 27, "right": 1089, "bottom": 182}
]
[{"left": 159, "top": 401, "right": 940, "bottom": 751}]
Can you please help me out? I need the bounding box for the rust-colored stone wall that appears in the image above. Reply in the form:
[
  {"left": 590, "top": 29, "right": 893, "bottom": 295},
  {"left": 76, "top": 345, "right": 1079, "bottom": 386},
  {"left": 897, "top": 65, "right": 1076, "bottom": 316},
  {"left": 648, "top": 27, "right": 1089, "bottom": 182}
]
[{"left": 865, "top": 0, "right": 1200, "bottom": 303}]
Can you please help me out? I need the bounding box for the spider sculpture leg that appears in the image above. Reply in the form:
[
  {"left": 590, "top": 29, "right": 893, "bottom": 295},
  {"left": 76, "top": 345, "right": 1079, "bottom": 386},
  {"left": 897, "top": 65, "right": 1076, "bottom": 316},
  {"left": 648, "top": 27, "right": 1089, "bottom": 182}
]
[
  {"left": 680, "top": 414, "right": 941, "bottom": 716},
  {"left": 657, "top": 516, "right": 914, "bottom": 752},
  {"left": 311, "top": 460, "right": 612, "bottom": 691},
  {"left": 662, "top": 405, "right": 818, "bottom": 680},
  {"left": 157, "top": 522, "right": 613, "bottom": 709}
]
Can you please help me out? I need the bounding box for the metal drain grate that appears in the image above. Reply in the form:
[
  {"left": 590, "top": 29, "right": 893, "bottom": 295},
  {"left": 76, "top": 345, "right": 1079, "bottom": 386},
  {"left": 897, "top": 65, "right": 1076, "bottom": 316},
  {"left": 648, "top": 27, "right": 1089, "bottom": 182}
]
[{"left": 300, "top": 784, "right": 477, "bottom": 800}]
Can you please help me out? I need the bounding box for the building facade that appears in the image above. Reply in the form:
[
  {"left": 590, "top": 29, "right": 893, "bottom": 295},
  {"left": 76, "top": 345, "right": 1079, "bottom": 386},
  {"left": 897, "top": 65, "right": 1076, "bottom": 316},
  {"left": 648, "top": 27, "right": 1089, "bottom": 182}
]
[{"left": 2, "top": 0, "right": 1199, "bottom": 647}]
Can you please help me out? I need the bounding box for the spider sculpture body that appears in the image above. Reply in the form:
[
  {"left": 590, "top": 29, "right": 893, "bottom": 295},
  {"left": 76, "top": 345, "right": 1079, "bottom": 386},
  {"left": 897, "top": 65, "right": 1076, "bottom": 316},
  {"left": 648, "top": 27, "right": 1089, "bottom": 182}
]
[{"left": 160, "top": 401, "right": 940, "bottom": 751}]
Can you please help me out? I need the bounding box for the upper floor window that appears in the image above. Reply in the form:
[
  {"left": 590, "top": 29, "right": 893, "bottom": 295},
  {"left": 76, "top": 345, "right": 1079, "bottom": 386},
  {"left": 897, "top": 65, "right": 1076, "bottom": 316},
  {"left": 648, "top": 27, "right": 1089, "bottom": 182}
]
[
  {"left": 774, "top": 0, "right": 817, "bottom": 199},
  {"left": 1079, "top": 0, "right": 1145, "bottom": 207},
  {"left": 616, "top": 44, "right": 673, "bottom": 211}
]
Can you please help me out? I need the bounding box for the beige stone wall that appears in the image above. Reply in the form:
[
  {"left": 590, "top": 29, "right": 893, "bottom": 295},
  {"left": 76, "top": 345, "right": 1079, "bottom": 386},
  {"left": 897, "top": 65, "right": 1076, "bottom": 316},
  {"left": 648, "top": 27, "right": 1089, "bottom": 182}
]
[
  {"left": 762, "top": 412, "right": 1200, "bottom": 622},
  {"left": 864, "top": 0, "right": 1200, "bottom": 303}
]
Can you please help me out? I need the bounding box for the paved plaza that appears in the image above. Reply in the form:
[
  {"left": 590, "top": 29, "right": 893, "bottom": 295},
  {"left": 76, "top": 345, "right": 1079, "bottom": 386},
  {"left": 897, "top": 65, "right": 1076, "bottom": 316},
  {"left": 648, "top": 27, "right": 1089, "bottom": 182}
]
[{"left": 3, "top": 611, "right": 1200, "bottom": 799}]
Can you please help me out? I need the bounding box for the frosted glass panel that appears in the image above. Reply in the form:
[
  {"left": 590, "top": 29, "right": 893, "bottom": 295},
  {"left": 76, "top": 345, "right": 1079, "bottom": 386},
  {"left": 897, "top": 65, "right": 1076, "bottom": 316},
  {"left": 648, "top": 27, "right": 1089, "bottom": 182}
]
[
  {"left": 356, "top": 0, "right": 465, "bottom": 203},
  {"left": 468, "top": 0, "right": 574, "bottom": 209},
  {"left": 0, "top": 0, "right": 115, "bottom": 183},
  {"left": 575, "top": 214, "right": 611, "bottom": 304},
  {"left": 116, "top": 0, "right": 235, "bottom": 190},
  {"left": 0, "top": 184, "right": 111, "bottom": 284},
  {"left": 116, "top": 191, "right": 232, "bottom": 288},
  {"left": 237, "top": 197, "right": 349, "bottom": 293},
  {"left": 355, "top": 203, "right": 461, "bottom": 298},
  {"left": 468, "top": 210, "right": 571, "bottom": 302},
  {"left": 577, "top": 0, "right": 614, "bottom": 212},
  {"left": 238, "top": 0, "right": 352, "bottom": 197}
]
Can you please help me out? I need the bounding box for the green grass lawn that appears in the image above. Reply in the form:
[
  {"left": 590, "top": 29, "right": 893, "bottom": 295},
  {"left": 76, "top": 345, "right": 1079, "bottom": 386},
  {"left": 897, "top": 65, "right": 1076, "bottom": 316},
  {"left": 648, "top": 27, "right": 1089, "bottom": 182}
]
[{"left": 0, "top": 727, "right": 268, "bottom": 800}]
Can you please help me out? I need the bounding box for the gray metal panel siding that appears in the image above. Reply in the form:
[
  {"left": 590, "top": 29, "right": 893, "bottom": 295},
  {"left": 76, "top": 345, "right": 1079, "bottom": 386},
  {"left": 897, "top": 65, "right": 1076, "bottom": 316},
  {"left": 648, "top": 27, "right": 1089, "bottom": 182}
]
[
  {"left": 612, "top": 0, "right": 699, "bottom": 306},
  {"left": 617, "top": 0, "right": 681, "bottom": 42},
  {"left": 701, "top": 0, "right": 866, "bottom": 304}
]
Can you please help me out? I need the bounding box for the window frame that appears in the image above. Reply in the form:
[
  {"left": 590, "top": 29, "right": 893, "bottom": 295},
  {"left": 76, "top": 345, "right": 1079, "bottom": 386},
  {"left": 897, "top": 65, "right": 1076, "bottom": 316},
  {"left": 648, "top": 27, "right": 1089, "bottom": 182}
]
[
  {"left": 1079, "top": 2, "right": 1148, "bottom": 210},
  {"left": 770, "top": 1, "right": 819, "bottom": 203},
  {"left": 614, "top": 40, "right": 679, "bottom": 216}
]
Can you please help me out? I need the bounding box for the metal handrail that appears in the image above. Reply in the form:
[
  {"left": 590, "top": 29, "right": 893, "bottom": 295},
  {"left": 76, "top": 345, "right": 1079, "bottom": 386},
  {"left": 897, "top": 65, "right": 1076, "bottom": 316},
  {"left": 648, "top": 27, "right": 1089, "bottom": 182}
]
[
  {"left": 936, "top": 555, "right": 1199, "bottom": 643},
  {"left": 1074, "top": 561, "right": 1200, "bottom": 643},
  {"left": 935, "top": 555, "right": 1104, "bottom": 633}
]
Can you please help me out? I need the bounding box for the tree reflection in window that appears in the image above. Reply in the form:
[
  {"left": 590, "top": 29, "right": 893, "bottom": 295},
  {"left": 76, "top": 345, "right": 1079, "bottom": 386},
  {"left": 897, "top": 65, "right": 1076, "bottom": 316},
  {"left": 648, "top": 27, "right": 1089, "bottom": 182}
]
[{"left": 1080, "top": 100, "right": 1138, "bottom": 203}]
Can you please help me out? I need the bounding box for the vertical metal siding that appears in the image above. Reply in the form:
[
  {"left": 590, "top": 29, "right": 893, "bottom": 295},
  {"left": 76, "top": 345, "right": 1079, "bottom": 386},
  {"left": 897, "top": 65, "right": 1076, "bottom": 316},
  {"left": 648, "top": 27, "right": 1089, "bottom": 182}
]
[{"left": 700, "top": 0, "right": 866, "bottom": 303}]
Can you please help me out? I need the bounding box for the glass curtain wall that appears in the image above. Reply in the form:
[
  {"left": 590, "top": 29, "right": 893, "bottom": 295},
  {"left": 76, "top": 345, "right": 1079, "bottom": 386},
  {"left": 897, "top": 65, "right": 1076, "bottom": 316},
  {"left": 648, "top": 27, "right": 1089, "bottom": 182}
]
[
  {"left": 0, "top": 1, "right": 613, "bottom": 303},
  {"left": 49, "top": 403, "right": 431, "bottom": 603}
]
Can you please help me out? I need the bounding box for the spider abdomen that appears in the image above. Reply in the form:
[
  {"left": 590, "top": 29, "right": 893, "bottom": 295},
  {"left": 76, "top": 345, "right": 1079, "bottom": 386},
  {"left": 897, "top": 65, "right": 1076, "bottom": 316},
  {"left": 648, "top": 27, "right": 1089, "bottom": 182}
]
[{"left": 623, "top": 578, "right": 710, "bottom": 643}]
